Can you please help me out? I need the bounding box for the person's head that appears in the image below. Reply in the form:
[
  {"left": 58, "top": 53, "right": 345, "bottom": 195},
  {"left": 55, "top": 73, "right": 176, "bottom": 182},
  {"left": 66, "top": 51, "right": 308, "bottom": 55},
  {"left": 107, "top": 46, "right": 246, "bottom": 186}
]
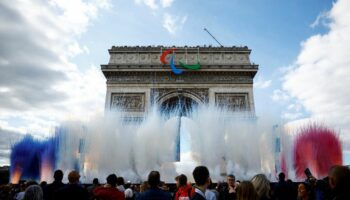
[
  {"left": 68, "top": 171, "right": 80, "bottom": 184},
  {"left": 278, "top": 172, "right": 285, "bottom": 182},
  {"left": 251, "top": 174, "right": 270, "bottom": 199},
  {"left": 328, "top": 165, "right": 350, "bottom": 191},
  {"left": 92, "top": 178, "right": 99, "bottom": 185},
  {"left": 106, "top": 174, "right": 118, "bottom": 187},
  {"left": 116, "top": 177, "right": 125, "bottom": 186},
  {"left": 53, "top": 170, "right": 63, "bottom": 182},
  {"left": 227, "top": 174, "right": 236, "bottom": 187},
  {"left": 23, "top": 185, "right": 43, "bottom": 200},
  {"left": 148, "top": 171, "right": 161, "bottom": 188},
  {"left": 236, "top": 181, "right": 258, "bottom": 200},
  {"left": 178, "top": 174, "right": 187, "bottom": 187},
  {"left": 40, "top": 181, "right": 47, "bottom": 188},
  {"left": 175, "top": 175, "right": 180, "bottom": 187},
  {"left": 298, "top": 183, "right": 311, "bottom": 199},
  {"left": 192, "top": 166, "right": 210, "bottom": 187}
]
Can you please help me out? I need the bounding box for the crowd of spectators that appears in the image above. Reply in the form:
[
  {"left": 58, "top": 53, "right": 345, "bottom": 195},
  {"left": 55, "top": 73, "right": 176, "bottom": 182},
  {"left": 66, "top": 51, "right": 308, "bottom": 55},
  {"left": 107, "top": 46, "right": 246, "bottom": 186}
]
[{"left": 0, "top": 165, "right": 349, "bottom": 200}]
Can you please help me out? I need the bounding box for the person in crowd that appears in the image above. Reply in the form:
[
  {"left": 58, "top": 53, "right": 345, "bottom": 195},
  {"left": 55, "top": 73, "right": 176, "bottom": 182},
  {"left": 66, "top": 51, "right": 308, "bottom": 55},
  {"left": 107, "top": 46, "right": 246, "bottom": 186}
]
[
  {"left": 15, "top": 183, "right": 26, "bottom": 200},
  {"left": 251, "top": 174, "right": 271, "bottom": 200},
  {"left": 125, "top": 182, "right": 134, "bottom": 200},
  {"left": 117, "top": 177, "right": 126, "bottom": 192},
  {"left": 136, "top": 171, "right": 172, "bottom": 200},
  {"left": 191, "top": 166, "right": 210, "bottom": 200},
  {"left": 272, "top": 172, "right": 294, "bottom": 200},
  {"left": 140, "top": 181, "right": 149, "bottom": 193},
  {"left": 23, "top": 185, "right": 43, "bottom": 200},
  {"left": 305, "top": 175, "right": 327, "bottom": 200},
  {"left": 219, "top": 174, "right": 237, "bottom": 200},
  {"left": 16, "top": 181, "right": 38, "bottom": 200},
  {"left": 175, "top": 174, "right": 192, "bottom": 200},
  {"left": 87, "top": 178, "right": 100, "bottom": 199},
  {"left": 328, "top": 165, "right": 350, "bottom": 200},
  {"left": 205, "top": 179, "right": 218, "bottom": 200},
  {"left": 133, "top": 184, "right": 142, "bottom": 199},
  {"left": 297, "top": 183, "right": 313, "bottom": 200},
  {"left": 0, "top": 185, "right": 12, "bottom": 200},
  {"left": 159, "top": 181, "right": 170, "bottom": 191},
  {"left": 93, "top": 174, "right": 125, "bottom": 200},
  {"left": 43, "top": 170, "right": 65, "bottom": 200},
  {"left": 286, "top": 179, "right": 298, "bottom": 200},
  {"left": 39, "top": 182, "right": 47, "bottom": 190},
  {"left": 54, "top": 170, "right": 89, "bottom": 200},
  {"left": 236, "top": 181, "right": 258, "bottom": 200}
]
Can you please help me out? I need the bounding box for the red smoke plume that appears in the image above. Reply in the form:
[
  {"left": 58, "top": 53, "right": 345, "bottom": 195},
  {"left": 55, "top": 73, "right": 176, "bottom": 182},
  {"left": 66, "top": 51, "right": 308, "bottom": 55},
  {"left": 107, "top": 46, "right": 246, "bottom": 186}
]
[{"left": 293, "top": 124, "right": 342, "bottom": 179}]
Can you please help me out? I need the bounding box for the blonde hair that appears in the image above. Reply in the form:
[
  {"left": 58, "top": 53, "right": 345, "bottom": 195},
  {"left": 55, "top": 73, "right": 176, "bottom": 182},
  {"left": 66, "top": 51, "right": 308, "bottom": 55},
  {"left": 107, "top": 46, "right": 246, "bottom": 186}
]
[
  {"left": 140, "top": 181, "right": 149, "bottom": 192},
  {"left": 237, "top": 181, "right": 258, "bottom": 200},
  {"left": 251, "top": 174, "right": 271, "bottom": 199}
]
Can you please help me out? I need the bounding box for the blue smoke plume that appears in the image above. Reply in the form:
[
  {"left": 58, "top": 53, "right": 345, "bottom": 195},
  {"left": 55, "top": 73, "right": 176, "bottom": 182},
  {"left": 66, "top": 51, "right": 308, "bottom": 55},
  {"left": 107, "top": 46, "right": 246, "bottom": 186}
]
[{"left": 10, "top": 134, "right": 59, "bottom": 181}]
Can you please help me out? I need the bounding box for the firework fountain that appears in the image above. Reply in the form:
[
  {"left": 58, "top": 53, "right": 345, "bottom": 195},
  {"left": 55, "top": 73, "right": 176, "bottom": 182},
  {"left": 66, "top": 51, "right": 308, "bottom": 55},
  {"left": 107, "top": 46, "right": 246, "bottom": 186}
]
[{"left": 10, "top": 105, "right": 343, "bottom": 183}]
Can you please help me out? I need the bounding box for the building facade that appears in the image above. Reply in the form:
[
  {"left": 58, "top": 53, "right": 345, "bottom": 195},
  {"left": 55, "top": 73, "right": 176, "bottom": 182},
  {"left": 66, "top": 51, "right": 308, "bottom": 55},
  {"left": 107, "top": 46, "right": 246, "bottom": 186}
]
[{"left": 101, "top": 46, "right": 258, "bottom": 119}]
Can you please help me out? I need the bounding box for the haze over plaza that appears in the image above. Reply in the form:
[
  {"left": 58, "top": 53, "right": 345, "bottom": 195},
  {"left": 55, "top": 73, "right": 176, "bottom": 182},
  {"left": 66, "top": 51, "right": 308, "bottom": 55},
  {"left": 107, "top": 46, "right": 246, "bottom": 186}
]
[{"left": 1, "top": 0, "right": 350, "bottom": 167}]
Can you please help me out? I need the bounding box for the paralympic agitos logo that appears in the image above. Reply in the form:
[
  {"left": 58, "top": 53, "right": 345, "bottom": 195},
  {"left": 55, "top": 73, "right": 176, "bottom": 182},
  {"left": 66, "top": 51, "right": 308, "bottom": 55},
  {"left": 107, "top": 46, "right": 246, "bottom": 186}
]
[{"left": 160, "top": 48, "right": 201, "bottom": 75}]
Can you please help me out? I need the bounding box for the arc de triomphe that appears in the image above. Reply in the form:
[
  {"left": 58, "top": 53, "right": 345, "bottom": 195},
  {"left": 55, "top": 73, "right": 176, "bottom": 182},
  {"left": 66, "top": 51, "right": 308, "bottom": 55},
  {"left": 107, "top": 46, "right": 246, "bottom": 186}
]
[{"left": 101, "top": 46, "right": 258, "bottom": 119}]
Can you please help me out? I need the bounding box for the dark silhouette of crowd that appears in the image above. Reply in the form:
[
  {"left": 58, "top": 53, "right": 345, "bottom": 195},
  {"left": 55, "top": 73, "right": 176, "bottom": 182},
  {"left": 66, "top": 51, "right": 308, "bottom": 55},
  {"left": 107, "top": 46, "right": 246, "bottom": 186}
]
[{"left": 0, "top": 165, "right": 349, "bottom": 200}]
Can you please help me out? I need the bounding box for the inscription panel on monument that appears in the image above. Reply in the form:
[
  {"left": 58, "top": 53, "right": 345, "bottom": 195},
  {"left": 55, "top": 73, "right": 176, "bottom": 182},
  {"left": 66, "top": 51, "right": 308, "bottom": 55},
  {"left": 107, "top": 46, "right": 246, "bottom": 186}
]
[
  {"left": 110, "top": 93, "right": 145, "bottom": 112},
  {"left": 215, "top": 93, "right": 249, "bottom": 111}
]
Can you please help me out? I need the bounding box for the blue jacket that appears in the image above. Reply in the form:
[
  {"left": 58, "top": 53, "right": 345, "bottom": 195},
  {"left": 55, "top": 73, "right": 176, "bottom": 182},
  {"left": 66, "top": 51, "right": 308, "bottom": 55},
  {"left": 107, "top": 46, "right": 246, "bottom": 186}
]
[{"left": 136, "top": 187, "right": 172, "bottom": 200}]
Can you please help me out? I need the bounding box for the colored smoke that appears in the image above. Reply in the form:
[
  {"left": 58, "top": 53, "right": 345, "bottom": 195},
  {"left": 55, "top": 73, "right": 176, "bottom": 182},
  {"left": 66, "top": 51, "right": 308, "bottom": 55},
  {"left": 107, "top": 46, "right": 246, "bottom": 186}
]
[
  {"left": 9, "top": 106, "right": 345, "bottom": 183},
  {"left": 10, "top": 135, "right": 58, "bottom": 183},
  {"left": 293, "top": 124, "right": 342, "bottom": 179}
]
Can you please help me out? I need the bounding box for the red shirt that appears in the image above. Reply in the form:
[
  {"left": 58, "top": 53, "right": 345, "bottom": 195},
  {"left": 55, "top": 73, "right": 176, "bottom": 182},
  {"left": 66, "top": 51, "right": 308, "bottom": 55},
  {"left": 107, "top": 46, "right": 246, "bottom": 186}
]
[
  {"left": 175, "top": 184, "right": 193, "bottom": 200},
  {"left": 93, "top": 186, "right": 125, "bottom": 200}
]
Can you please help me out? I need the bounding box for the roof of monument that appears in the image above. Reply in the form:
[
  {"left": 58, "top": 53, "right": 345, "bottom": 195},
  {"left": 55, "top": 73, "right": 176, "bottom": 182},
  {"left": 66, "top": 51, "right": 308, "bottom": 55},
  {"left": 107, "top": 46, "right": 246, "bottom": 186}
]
[
  {"left": 109, "top": 45, "right": 251, "bottom": 52},
  {"left": 101, "top": 45, "right": 258, "bottom": 75}
]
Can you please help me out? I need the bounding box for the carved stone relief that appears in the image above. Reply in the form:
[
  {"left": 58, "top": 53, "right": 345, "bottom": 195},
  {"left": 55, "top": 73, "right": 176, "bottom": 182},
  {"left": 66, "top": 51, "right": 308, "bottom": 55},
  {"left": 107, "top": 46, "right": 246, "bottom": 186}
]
[
  {"left": 110, "top": 93, "right": 145, "bottom": 112},
  {"left": 215, "top": 93, "right": 249, "bottom": 111},
  {"left": 108, "top": 52, "right": 251, "bottom": 65}
]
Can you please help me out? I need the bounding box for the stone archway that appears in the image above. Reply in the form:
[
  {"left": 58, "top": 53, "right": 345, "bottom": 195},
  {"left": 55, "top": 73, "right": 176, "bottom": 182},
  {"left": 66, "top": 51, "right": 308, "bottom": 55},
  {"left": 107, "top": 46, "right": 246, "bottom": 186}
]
[{"left": 158, "top": 91, "right": 202, "bottom": 116}]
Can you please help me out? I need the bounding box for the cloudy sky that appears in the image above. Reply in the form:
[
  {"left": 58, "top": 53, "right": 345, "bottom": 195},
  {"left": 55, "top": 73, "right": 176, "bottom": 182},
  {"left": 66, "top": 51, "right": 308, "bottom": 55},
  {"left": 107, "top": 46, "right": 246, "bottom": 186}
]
[{"left": 1, "top": 0, "right": 350, "bottom": 165}]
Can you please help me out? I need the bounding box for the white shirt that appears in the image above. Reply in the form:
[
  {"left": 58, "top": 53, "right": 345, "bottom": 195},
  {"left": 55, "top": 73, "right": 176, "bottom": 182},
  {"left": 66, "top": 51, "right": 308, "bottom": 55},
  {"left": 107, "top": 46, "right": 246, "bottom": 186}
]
[
  {"left": 125, "top": 188, "right": 133, "bottom": 198},
  {"left": 117, "top": 185, "right": 125, "bottom": 192}
]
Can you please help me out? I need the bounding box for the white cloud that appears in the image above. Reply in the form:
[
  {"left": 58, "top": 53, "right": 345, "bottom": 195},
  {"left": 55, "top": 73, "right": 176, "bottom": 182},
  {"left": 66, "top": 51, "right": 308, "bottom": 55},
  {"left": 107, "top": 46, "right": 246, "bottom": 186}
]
[
  {"left": 283, "top": 0, "right": 350, "bottom": 146},
  {"left": 310, "top": 11, "right": 329, "bottom": 28},
  {"left": 162, "top": 13, "right": 187, "bottom": 35},
  {"left": 282, "top": 112, "right": 303, "bottom": 120},
  {"left": 160, "top": 0, "right": 174, "bottom": 8},
  {"left": 254, "top": 77, "right": 272, "bottom": 89},
  {"left": 0, "top": 0, "right": 109, "bottom": 145},
  {"left": 134, "top": 0, "right": 159, "bottom": 10},
  {"left": 278, "top": 65, "right": 294, "bottom": 74},
  {"left": 287, "top": 103, "right": 302, "bottom": 112},
  {"left": 0, "top": 129, "right": 23, "bottom": 165},
  {"left": 67, "top": 41, "right": 86, "bottom": 57},
  {"left": 135, "top": 0, "right": 175, "bottom": 10},
  {"left": 134, "top": 0, "right": 185, "bottom": 35},
  {"left": 271, "top": 89, "right": 290, "bottom": 102}
]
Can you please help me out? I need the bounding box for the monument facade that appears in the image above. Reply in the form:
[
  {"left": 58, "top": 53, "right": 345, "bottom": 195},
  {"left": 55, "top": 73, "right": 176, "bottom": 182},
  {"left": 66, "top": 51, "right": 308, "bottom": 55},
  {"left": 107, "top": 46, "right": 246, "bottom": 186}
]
[{"left": 101, "top": 46, "right": 258, "bottom": 119}]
